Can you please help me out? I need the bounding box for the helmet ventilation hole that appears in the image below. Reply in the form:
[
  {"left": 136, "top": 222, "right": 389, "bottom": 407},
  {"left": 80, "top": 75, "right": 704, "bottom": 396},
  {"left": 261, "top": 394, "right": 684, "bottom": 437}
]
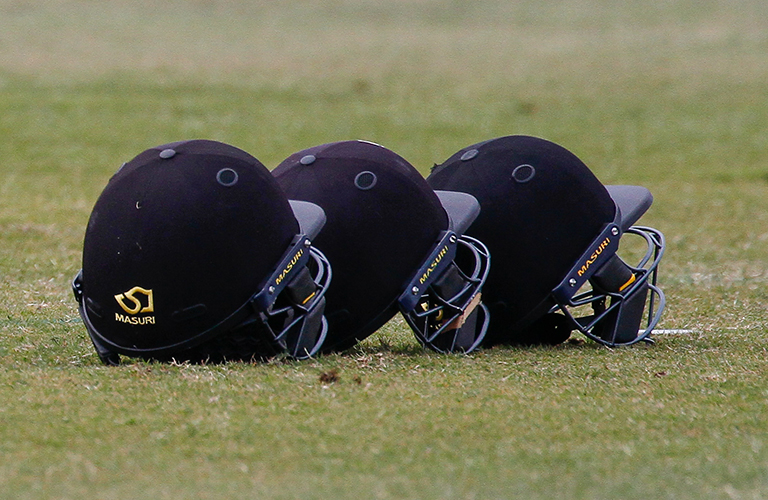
[
  {"left": 512, "top": 164, "right": 536, "bottom": 183},
  {"left": 354, "top": 171, "right": 377, "bottom": 190},
  {"left": 216, "top": 168, "right": 239, "bottom": 187}
]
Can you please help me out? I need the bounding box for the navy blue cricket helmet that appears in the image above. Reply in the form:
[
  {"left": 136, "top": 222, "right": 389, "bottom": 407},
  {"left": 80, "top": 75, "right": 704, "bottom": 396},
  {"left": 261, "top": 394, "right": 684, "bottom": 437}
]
[
  {"left": 273, "top": 140, "right": 490, "bottom": 353},
  {"left": 73, "top": 140, "right": 331, "bottom": 364},
  {"left": 427, "top": 135, "right": 665, "bottom": 347}
]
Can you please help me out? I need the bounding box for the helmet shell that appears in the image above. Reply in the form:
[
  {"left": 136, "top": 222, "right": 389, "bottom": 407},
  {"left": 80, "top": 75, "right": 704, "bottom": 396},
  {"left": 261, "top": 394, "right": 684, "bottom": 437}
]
[
  {"left": 427, "top": 135, "right": 616, "bottom": 343},
  {"left": 273, "top": 140, "right": 449, "bottom": 351},
  {"left": 81, "top": 140, "right": 298, "bottom": 352}
]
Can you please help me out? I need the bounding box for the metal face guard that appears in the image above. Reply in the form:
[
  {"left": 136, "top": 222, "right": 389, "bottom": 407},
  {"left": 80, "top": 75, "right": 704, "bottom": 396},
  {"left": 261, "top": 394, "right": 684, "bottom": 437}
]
[
  {"left": 259, "top": 247, "right": 331, "bottom": 360},
  {"left": 550, "top": 226, "right": 665, "bottom": 347},
  {"left": 401, "top": 234, "right": 490, "bottom": 353}
]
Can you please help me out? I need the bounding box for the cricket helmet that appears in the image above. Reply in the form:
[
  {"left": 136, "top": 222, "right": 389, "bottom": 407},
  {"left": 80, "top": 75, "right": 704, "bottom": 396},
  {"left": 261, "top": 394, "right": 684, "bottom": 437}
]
[
  {"left": 273, "top": 140, "right": 490, "bottom": 353},
  {"left": 73, "top": 140, "right": 331, "bottom": 365},
  {"left": 427, "top": 135, "right": 665, "bottom": 347}
]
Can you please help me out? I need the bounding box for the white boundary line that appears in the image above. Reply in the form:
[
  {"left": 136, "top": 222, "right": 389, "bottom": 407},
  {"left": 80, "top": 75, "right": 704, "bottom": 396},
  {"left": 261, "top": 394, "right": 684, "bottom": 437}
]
[{"left": 651, "top": 329, "right": 695, "bottom": 335}]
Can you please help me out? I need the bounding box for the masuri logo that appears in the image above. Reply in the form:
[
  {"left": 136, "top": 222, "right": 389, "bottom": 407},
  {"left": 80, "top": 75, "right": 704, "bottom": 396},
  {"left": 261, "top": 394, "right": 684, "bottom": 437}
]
[
  {"left": 114, "top": 286, "right": 156, "bottom": 325},
  {"left": 114, "top": 286, "right": 154, "bottom": 314}
]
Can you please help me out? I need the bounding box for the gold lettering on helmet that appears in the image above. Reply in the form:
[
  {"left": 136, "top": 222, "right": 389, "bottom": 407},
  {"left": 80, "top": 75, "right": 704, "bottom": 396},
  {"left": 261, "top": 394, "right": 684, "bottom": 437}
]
[
  {"left": 577, "top": 237, "right": 611, "bottom": 277},
  {"left": 419, "top": 246, "right": 449, "bottom": 285},
  {"left": 275, "top": 249, "right": 304, "bottom": 286},
  {"left": 115, "top": 286, "right": 154, "bottom": 314},
  {"left": 115, "top": 313, "right": 156, "bottom": 325}
]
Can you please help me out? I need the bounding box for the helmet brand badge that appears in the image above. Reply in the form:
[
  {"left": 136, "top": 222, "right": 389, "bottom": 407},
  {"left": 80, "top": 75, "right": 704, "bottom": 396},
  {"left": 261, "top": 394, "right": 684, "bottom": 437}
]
[
  {"left": 275, "top": 249, "right": 304, "bottom": 286},
  {"left": 114, "top": 287, "right": 156, "bottom": 325},
  {"left": 419, "top": 245, "right": 449, "bottom": 285},
  {"left": 577, "top": 237, "right": 611, "bottom": 277},
  {"left": 115, "top": 286, "right": 154, "bottom": 314}
]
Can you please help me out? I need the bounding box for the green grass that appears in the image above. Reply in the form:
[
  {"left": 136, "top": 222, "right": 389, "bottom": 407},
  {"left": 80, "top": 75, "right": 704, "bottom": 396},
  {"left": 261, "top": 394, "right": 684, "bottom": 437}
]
[{"left": 2, "top": 0, "right": 768, "bottom": 498}]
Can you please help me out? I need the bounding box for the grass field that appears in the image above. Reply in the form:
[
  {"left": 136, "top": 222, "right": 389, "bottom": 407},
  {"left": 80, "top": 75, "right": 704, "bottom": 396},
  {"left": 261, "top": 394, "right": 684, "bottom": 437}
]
[{"left": 2, "top": 0, "right": 768, "bottom": 498}]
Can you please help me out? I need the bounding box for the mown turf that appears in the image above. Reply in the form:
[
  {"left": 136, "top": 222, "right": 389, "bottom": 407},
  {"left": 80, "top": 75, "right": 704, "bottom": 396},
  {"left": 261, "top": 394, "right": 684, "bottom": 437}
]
[{"left": 1, "top": 1, "right": 768, "bottom": 498}]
